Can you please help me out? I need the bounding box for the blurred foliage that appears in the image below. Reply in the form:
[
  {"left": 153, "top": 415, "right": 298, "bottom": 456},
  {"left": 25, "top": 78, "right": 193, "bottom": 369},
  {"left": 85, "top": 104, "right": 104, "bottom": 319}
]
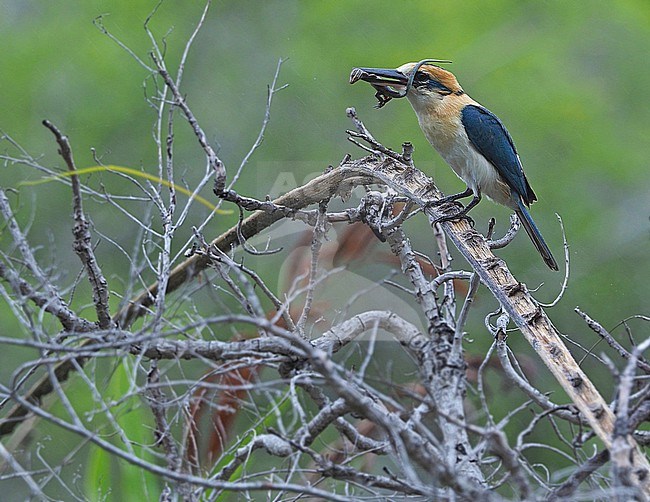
[
  {"left": 82, "top": 362, "right": 159, "bottom": 500},
  {"left": 1, "top": 0, "right": 649, "bottom": 498}
]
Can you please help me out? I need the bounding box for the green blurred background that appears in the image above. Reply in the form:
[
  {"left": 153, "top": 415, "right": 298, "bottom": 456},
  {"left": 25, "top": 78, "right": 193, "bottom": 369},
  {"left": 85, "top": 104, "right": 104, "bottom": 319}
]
[{"left": 1, "top": 0, "right": 649, "bottom": 497}]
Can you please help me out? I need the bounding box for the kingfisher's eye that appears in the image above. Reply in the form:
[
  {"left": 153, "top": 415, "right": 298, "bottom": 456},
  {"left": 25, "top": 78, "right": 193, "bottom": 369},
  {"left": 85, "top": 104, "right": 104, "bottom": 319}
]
[{"left": 414, "top": 72, "right": 429, "bottom": 84}]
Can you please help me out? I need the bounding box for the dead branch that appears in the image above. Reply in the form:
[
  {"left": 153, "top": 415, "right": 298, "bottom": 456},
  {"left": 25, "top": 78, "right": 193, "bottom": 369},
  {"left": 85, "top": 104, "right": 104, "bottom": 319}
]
[
  {"left": 2, "top": 102, "right": 649, "bottom": 499},
  {"left": 42, "top": 120, "right": 113, "bottom": 330}
]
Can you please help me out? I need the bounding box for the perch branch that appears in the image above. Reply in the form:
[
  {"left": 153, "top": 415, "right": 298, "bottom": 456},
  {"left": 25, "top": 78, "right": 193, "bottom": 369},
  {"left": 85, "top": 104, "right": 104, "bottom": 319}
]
[{"left": 337, "top": 147, "right": 650, "bottom": 494}]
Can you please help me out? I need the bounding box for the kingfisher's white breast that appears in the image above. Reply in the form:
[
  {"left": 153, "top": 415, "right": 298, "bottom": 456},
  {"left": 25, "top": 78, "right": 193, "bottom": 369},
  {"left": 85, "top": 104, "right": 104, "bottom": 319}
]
[{"left": 417, "top": 113, "right": 512, "bottom": 207}]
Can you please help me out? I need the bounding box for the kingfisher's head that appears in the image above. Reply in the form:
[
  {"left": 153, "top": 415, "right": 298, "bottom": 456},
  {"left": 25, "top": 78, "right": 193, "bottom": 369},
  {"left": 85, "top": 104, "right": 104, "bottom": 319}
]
[{"left": 350, "top": 61, "right": 464, "bottom": 111}]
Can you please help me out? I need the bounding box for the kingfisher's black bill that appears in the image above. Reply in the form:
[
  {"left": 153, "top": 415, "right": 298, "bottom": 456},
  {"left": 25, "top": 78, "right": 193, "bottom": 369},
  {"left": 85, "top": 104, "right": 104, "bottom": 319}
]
[{"left": 350, "top": 67, "right": 409, "bottom": 108}]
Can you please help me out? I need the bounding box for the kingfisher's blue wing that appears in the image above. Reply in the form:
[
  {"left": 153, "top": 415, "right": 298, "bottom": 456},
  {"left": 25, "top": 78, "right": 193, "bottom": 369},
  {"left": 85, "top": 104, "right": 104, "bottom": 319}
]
[{"left": 461, "top": 105, "right": 536, "bottom": 205}]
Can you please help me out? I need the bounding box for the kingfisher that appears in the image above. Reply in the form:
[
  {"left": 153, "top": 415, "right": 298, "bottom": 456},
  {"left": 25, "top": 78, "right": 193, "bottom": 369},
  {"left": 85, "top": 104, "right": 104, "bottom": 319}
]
[{"left": 350, "top": 60, "right": 559, "bottom": 271}]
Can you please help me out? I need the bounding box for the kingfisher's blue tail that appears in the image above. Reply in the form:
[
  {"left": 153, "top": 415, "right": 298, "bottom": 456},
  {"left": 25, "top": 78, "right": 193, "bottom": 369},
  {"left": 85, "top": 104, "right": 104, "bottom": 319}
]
[{"left": 515, "top": 200, "right": 559, "bottom": 271}]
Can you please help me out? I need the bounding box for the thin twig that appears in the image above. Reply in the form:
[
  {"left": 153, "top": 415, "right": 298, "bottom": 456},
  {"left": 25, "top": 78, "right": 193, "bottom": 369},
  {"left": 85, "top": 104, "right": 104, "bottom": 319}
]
[
  {"left": 0, "top": 189, "right": 97, "bottom": 334},
  {"left": 296, "top": 200, "right": 328, "bottom": 336},
  {"left": 228, "top": 57, "right": 287, "bottom": 189},
  {"left": 487, "top": 214, "right": 520, "bottom": 249},
  {"left": 454, "top": 272, "right": 480, "bottom": 343},
  {"left": 540, "top": 214, "right": 570, "bottom": 308},
  {"left": 547, "top": 449, "right": 610, "bottom": 501},
  {"left": 150, "top": 53, "right": 227, "bottom": 190},
  {"left": 576, "top": 308, "right": 650, "bottom": 374}
]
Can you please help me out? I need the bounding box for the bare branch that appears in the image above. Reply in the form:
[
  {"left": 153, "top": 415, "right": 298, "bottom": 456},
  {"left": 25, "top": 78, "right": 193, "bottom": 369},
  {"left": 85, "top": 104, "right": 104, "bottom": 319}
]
[
  {"left": 548, "top": 449, "right": 610, "bottom": 501},
  {"left": 611, "top": 337, "right": 650, "bottom": 494},
  {"left": 42, "top": 120, "right": 113, "bottom": 330}
]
